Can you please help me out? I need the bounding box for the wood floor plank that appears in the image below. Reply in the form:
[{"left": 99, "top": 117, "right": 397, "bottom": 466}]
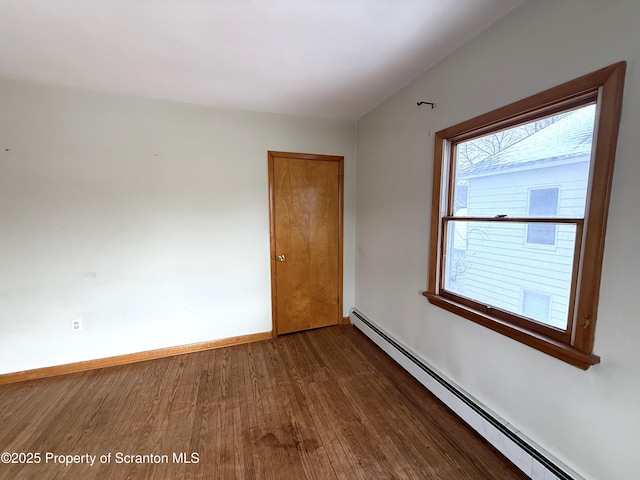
[{"left": 0, "top": 326, "right": 528, "bottom": 480}]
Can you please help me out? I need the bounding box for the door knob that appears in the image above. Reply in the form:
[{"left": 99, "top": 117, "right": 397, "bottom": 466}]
[{"left": 277, "top": 254, "right": 286, "bottom": 262}]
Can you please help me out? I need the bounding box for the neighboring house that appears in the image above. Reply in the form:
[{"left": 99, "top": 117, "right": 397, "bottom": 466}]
[{"left": 449, "top": 105, "right": 596, "bottom": 329}]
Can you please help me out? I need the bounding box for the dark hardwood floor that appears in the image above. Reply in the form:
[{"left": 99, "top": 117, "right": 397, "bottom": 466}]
[{"left": 0, "top": 326, "right": 528, "bottom": 479}]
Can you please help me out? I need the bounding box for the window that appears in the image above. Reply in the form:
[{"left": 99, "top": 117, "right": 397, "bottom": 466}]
[
  {"left": 424, "top": 62, "right": 626, "bottom": 369},
  {"left": 526, "top": 187, "right": 559, "bottom": 245},
  {"left": 522, "top": 290, "right": 551, "bottom": 325}
]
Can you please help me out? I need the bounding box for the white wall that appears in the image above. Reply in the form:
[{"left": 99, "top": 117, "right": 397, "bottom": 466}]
[
  {"left": 355, "top": 1, "right": 640, "bottom": 479},
  {"left": 0, "top": 78, "right": 356, "bottom": 375}
]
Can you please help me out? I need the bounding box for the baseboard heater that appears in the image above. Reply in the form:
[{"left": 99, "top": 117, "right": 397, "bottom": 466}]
[{"left": 349, "top": 309, "right": 584, "bottom": 480}]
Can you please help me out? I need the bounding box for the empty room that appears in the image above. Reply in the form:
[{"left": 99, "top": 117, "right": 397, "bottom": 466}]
[{"left": 0, "top": 1, "right": 638, "bottom": 479}]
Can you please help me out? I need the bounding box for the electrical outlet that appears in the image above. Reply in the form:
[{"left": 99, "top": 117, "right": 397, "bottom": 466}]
[{"left": 71, "top": 319, "right": 83, "bottom": 332}]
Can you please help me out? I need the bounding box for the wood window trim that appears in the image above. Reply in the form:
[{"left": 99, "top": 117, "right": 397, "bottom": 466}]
[{"left": 424, "top": 61, "right": 626, "bottom": 370}]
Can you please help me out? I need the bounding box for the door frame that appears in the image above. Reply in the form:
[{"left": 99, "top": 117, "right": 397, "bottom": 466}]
[{"left": 268, "top": 151, "right": 344, "bottom": 336}]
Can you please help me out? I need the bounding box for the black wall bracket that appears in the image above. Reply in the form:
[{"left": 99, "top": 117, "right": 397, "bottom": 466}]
[{"left": 417, "top": 101, "right": 436, "bottom": 108}]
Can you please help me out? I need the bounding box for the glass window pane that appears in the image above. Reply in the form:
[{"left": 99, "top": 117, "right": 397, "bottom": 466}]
[
  {"left": 444, "top": 220, "right": 576, "bottom": 330},
  {"left": 453, "top": 104, "right": 596, "bottom": 218}
]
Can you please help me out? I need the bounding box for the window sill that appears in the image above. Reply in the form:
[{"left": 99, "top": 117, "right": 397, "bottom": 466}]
[{"left": 422, "top": 292, "right": 600, "bottom": 370}]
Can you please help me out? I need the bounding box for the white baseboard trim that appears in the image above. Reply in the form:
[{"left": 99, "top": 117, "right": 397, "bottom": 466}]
[{"left": 349, "top": 308, "right": 584, "bottom": 480}]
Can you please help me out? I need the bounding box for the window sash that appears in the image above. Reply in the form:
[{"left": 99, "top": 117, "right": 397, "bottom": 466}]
[{"left": 439, "top": 216, "right": 583, "bottom": 342}]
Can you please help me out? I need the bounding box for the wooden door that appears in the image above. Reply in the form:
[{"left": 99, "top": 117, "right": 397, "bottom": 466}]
[{"left": 268, "top": 151, "right": 343, "bottom": 335}]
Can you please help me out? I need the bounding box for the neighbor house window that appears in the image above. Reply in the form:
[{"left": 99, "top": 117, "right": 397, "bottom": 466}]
[
  {"left": 424, "top": 62, "right": 626, "bottom": 369},
  {"left": 526, "top": 187, "right": 559, "bottom": 246},
  {"left": 522, "top": 290, "right": 551, "bottom": 325}
]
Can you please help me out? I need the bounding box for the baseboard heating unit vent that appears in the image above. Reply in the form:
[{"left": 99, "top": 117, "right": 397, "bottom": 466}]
[{"left": 349, "top": 309, "right": 584, "bottom": 480}]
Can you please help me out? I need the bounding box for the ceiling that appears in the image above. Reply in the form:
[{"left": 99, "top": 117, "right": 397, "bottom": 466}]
[{"left": 0, "top": 1, "right": 524, "bottom": 120}]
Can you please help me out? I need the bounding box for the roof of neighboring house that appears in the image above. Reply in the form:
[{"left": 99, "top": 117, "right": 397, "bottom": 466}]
[{"left": 459, "top": 104, "right": 596, "bottom": 177}]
